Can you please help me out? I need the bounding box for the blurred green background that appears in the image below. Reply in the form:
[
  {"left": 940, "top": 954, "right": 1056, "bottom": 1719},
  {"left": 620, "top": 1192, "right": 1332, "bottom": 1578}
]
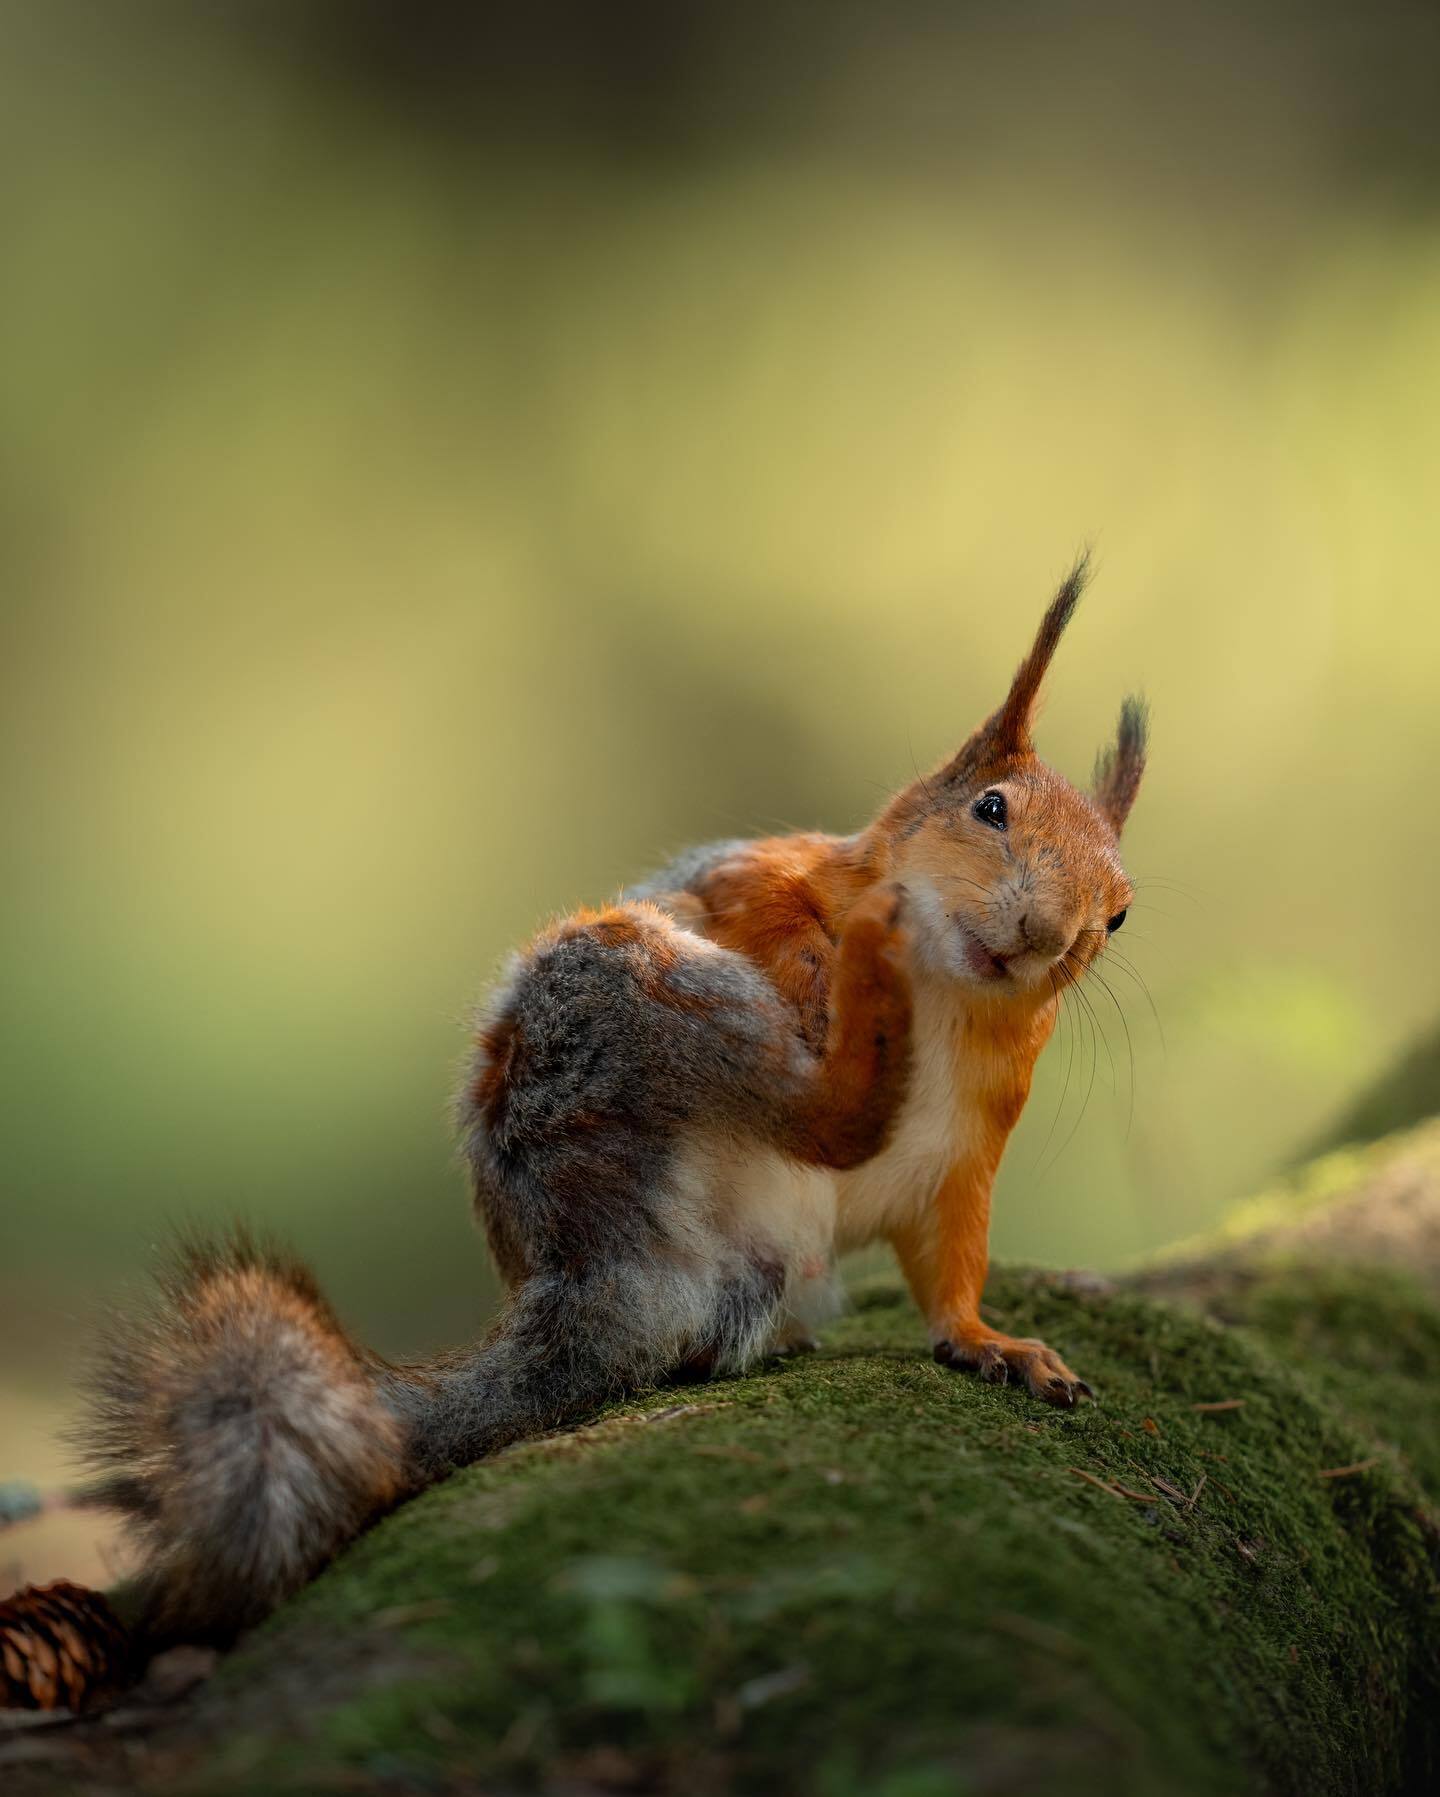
[{"left": 3, "top": 0, "right": 1439, "bottom": 1441}]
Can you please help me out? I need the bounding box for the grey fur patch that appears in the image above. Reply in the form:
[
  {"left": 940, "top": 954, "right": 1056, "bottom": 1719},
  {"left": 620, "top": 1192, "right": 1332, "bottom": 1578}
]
[
  {"left": 408, "top": 1240, "right": 788, "bottom": 1472},
  {"left": 622, "top": 838, "right": 751, "bottom": 904},
  {"left": 459, "top": 908, "right": 812, "bottom": 1263}
]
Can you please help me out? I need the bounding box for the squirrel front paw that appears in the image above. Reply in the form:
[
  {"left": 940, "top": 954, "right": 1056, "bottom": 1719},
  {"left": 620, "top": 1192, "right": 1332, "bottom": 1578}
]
[
  {"left": 933, "top": 1329, "right": 1093, "bottom": 1408},
  {"left": 794, "top": 881, "right": 914, "bottom": 1170},
  {"left": 832, "top": 880, "right": 913, "bottom": 1042}
]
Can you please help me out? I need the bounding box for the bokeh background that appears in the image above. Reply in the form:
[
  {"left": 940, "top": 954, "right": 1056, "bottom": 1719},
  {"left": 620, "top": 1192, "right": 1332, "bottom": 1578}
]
[{"left": 4, "top": 1, "right": 1440, "bottom": 1580}]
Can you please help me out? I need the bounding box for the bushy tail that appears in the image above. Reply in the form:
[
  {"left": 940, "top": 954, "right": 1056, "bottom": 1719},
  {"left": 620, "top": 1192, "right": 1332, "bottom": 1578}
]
[
  {"left": 77, "top": 1232, "right": 414, "bottom": 1642},
  {"left": 75, "top": 1234, "right": 751, "bottom": 1645}
]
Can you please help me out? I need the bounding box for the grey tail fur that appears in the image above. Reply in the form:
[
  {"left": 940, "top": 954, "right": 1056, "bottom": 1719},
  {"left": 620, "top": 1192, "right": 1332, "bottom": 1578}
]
[
  {"left": 75, "top": 1232, "right": 682, "bottom": 1643},
  {"left": 392, "top": 1252, "right": 776, "bottom": 1479},
  {"left": 77, "top": 1231, "right": 415, "bottom": 1643}
]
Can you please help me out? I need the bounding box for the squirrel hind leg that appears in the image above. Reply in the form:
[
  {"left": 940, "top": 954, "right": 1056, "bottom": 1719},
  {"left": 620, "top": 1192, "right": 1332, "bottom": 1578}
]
[
  {"left": 459, "top": 903, "right": 828, "bottom": 1267},
  {"left": 76, "top": 1230, "right": 408, "bottom": 1642}
]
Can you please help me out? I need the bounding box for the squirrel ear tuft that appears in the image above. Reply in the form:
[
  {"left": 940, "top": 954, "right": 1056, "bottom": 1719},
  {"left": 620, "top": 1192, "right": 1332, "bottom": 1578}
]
[
  {"left": 941, "top": 553, "right": 1090, "bottom": 784},
  {"left": 1093, "top": 694, "right": 1149, "bottom": 833},
  {"left": 992, "top": 550, "right": 1090, "bottom": 752}
]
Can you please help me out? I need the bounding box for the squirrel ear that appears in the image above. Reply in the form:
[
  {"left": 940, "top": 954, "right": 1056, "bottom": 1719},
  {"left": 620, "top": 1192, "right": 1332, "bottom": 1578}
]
[
  {"left": 1093, "top": 695, "right": 1149, "bottom": 833},
  {"left": 941, "top": 554, "right": 1090, "bottom": 784}
]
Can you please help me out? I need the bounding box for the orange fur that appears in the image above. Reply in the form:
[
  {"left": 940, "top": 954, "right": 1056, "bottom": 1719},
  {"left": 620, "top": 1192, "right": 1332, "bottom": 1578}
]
[
  {"left": 685, "top": 834, "right": 881, "bottom": 1047},
  {"left": 888, "top": 1006, "right": 1049, "bottom": 1333},
  {"left": 782, "top": 881, "right": 913, "bottom": 1169}
]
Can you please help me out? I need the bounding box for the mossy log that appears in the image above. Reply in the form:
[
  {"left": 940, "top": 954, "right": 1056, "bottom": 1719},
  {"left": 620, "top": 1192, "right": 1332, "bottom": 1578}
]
[{"left": 9, "top": 1128, "right": 1440, "bottom": 1797}]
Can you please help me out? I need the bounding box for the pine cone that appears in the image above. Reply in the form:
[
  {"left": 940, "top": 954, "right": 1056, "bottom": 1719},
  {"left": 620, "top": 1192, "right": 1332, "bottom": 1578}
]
[{"left": 0, "top": 1580, "right": 133, "bottom": 1711}]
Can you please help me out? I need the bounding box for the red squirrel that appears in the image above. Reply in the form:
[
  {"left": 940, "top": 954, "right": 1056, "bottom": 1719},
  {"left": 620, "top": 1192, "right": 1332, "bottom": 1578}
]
[{"left": 64, "top": 559, "right": 1146, "bottom": 1648}]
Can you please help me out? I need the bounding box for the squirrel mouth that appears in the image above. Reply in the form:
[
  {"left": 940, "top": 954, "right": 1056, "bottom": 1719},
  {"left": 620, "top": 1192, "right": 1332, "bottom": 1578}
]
[{"left": 955, "top": 922, "right": 1009, "bottom": 981}]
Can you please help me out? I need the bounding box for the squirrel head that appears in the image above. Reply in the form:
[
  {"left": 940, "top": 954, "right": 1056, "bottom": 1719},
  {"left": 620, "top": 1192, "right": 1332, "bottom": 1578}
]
[{"left": 878, "top": 557, "right": 1146, "bottom": 999}]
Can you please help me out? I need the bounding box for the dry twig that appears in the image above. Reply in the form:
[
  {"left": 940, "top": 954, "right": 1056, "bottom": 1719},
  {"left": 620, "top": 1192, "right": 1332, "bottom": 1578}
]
[{"left": 1317, "top": 1457, "right": 1380, "bottom": 1480}]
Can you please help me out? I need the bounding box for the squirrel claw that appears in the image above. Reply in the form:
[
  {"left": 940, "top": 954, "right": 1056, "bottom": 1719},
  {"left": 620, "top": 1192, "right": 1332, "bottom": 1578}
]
[{"left": 934, "top": 1333, "right": 1093, "bottom": 1408}]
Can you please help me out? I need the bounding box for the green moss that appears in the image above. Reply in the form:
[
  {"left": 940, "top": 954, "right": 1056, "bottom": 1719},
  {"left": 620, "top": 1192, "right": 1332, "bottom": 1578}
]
[
  {"left": 107, "top": 1267, "right": 1438, "bottom": 1797},
  {"left": 1228, "top": 1262, "right": 1440, "bottom": 1494}
]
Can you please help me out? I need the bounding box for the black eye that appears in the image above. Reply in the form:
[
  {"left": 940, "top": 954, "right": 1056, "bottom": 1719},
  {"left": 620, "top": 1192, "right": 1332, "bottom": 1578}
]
[
  {"left": 972, "top": 790, "right": 1007, "bottom": 831},
  {"left": 1107, "top": 908, "right": 1127, "bottom": 934}
]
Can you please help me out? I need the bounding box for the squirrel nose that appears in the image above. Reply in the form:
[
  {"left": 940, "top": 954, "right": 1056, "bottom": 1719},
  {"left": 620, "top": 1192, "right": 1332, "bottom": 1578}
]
[{"left": 1018, "top": 911, "right": 1070, "bottom": 960}]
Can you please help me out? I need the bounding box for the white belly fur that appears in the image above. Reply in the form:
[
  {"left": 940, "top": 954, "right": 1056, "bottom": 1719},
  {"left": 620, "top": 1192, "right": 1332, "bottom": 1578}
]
[
  {"left": 676, "top": 982, "right": 972, "bottom": 1328},
  {"left": 670, "top": 1130, "right": 840, "bottom": 1344},
  {"left": 834, "top": 980, "right": 972, "bottom": 1251}
]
